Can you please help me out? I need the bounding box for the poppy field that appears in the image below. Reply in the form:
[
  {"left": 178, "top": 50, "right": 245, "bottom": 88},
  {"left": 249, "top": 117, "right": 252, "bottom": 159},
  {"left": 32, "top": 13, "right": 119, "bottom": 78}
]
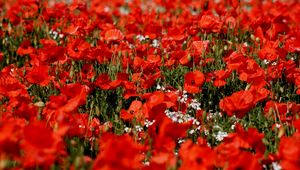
[{"left": 1, "top": 0, "right": 300, "bottom": 169}]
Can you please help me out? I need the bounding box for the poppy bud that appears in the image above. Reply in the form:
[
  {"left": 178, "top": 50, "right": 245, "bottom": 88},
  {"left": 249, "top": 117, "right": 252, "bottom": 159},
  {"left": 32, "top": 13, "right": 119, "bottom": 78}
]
[
  {"left": 250, "top": 34, "right": 255, "bottom": 41},
  {"left": 212, "top": 45, "right": 216, "bottom": 51},
  {"left": 34, "top": 101, "right": 45, "bottom": 107},
  {"left": 224, "top": 45, "right": 228, "bottom": 51},
  {"left": 187, "top": 54, "right": 192, "bottom": 62},
  {"left": 70, "top": 140, "right": 77, "bottom": 146},
  {"left": 256, "top": 37, "right": 260, "bottom": 43},
  {"left": 165, "top": 53, "right": 169, "bottom": 59},
  {"left": 278, "top": 126, "right": 285, "bottom": 138}
]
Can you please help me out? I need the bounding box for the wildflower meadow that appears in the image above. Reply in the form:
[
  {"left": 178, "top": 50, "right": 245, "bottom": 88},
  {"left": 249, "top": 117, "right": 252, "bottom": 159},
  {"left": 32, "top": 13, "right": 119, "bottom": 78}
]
[{"left": 0, "top": 0, "right": 300, "bottom": 169}]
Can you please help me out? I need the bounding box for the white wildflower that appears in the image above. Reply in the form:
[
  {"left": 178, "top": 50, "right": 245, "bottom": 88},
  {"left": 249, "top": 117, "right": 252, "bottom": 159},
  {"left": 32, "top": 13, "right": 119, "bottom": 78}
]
[
  {"left": 272, "top": 162, "right": 282, "bottom": 170},
  {"left": 189, "top": 129, "right": 195, "bottom": 135},
  {"left": 192, "top": 119, "right": 200, "bottom": 126},
  {"left": 275, "top": 123, "right": 281, "bottom": 129},
  {"left": 165, "top": 110, "right": 195, "bottom": 123},
  {"left": 213, "top": 131, "right": 228, "bottom": 142},
  {"left": 104, "top": 6, "right": 110, "bottom": 12},
  {"left": 178, "top": 138, "right": 185, "bottom": 144},
  {"left": 151, "top": 39, "right": 160, "bottom": 48},
  {"left": 124, "top": 127, "right": 131, "bottom": 133},
  {"left": 78, "top": 125, "right": 85, "bottom": 129},
  {"left": 144, "top": 119, "right": 155, "bottom": 128},
  {"left": 204, "top": 129, "right": 209, "bottom": 136},
  {"left": 178, "top": 91, "right": 188, "bottom": 103},
  {"left": 188, "top": 99, "right": 201, "bottom": 110},
  {"left": 231, "top": 122, "right": 237, "bottom": 130},
  {"left": 156, "top": 84, "right": 165, "bottom": 91},
  {"left": 143, "top": 161, "right": 150, "bottom": 166},
  {"left": 119, "top": 6, "right": 130, "bottom": 15},
  {"left": 135, "top": 125, "right": 143, "bottom": 132},
  {"left": 136, "top": 34, "right": 146, "bottom": 42}
]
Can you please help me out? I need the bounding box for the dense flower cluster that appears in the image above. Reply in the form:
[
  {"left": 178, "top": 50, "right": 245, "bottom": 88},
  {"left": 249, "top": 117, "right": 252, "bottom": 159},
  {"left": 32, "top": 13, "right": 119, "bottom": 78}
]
[{"left": 0, "top": 0, "right": 300, "bottom": 169}]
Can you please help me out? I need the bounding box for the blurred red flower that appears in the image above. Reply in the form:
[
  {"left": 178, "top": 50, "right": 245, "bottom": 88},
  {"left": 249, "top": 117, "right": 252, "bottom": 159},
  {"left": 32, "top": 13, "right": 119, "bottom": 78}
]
[
  {"left": 58, "top": 83, "right": 90, "bottom": 113},
  {"left": 279, "top": 132, "right": 300, "bottom": 170},
  {"left": 103, "top": 29, "right": 124, "bottom": 42},
  {"left": 0, "top": 118, "right": 26, "bottom": 160},
  {"left": 179, "top": 140, "right": 216, "bottom": 170},
  {"left": 26, "top": 65, "right": 52, "bottom": 86},
  {"left": 67, "top": 39, "right": 90, "bottom": 60},
  {"left": 21, "top": 121, "right": 65, "bottom": 168},
  {"left": 215, "top": 124, "right": 265, "bottom": 169},
  {"left": 93, "top": 133, "right": 144, "bottom": 170},
  {"left": 16, "top": 40, "right": 35, "bottom": 56},
  {"left": 199, "top": 13, "right": 222, "bottom": 33},
  {"left": 285, "top": 37, "right": 300, "bottom": 53},
  {"left": 95, "top": 73, "right": 112, "bottom": 90}
]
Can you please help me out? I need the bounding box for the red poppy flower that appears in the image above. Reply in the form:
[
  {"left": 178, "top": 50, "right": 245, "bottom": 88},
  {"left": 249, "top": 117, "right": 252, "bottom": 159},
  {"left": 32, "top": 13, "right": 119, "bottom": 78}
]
[
  {"left": 26, "top": 65, "right": 51, "bottom": 86},
  {"left": 189, "top": 40, "right": 210, "bottom": 56},
  {"left": 147, "top": 151, "right": 177, "bottom": 170},
  {"left": 212, "top": 69, "right": 232, "bottom": 87},
  {"left": 16, "top": 40, "right": 35, "bottom": 56},
  {"left": 199, "top": 13, "right": 222, "bottom": 33},
  {"left": 147, "top": 103, "right": 168, "bottom": 124},
  {"left": 143, "top": 91, "right": 174, "bottom": 109},
  {"left": 132, "top": 56, "right": 145, "bottom": 71},
  {"left": 141, "top": 71, "right": 161, "bottom": 89},
  {"left": 144, "top": 24, "right": 162, "bottom": 39},
  {"left": 264, "top": 101, "right": 287, "bottom": 115},
  {"left": 229, "top": 0, "right": 240, "bottom": 9},
  {"left": 66, "top": 38, "right": 90, "bottom": 60},
  {"left": 37, "top": 39, "right": 65, "bottom": 63},
  {"left": 58, "top": 83, "right": 90, "bottom": 113},
  {"left": 238, "top": 59, "right": 266, "bottom": 88},
  {"left": 258, "top": 40, "right": 287, "bottom": 62},
  {"left": 279, "top": 132, "right": 300, "bottom": 170},
  {"left": 93, "top": 133, "right": 144, "bottom": 170},
  {"left": 120, "top": 100, "right": 143, "bottom": 121},
  {"left": 0, "top": 118, "right": 26, "bottom": 160},
  {"left": 220, "top": 87, "right": 269, "bottom": 118},
  {"left": 63, "top": 23, "right": 80, "bottom": 35},
  {"left": 21, "top": 121, "right": 65, "bottom": 168},
  {"left": 227, "top": 151, "right": 261, "bottom": 170},
  {"left": 109, "top": 72, "right": 129, "bottom": 89},
  {"left": 13, "top": 100, "right": 38, "bottom": 120},
  {"left": 234, "top": 124, "right": 266, "bottom": 154},
  {"left": 0, "top": 71, "right": 28, "bottom": 98},
  {"left": 158, "top": 117, "right": 192, "bottom": 140},
  {"left": 293, "top": 119, "right": 300, "bottom": 132},
  {"left": 103, "top": 29, "right": 124, "bottom": 42},
  {"left": 95, "top": 73, "right": 111, "bottom": 90},
  {"left": 179, "top": 140, "right": 216, "bottom": 170},
  {"left": 163, "top": 27, "right": 186, "bottom": 42},
  {"left": 184, "top": 70, "right": 205, "bottom": 94},
  {"left": 263, "top": 101, "right": 297, "bottom": 121},
  {"left": 224, "top": 51, "right": 247, "bottom": 71},
  {"left": 285, "top": 36, "right": 300, "bottom": 53},
  {"left": 147, "top": 54, "right": 161, "bottom": 64},
  {"left": 215, "top": 124, "right": 265, "bottom": 168}
]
